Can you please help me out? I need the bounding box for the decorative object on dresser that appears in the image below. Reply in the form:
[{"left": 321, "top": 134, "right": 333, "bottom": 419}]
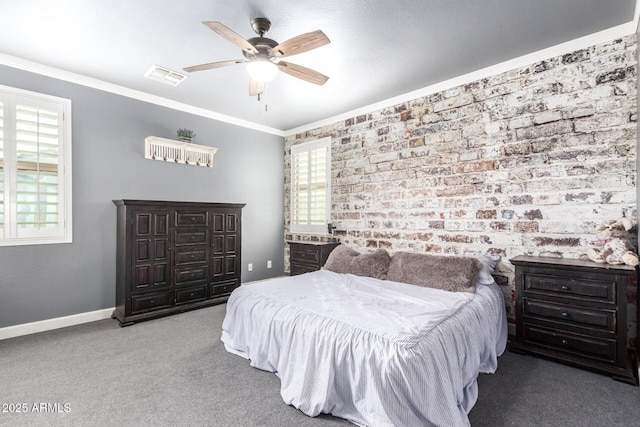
[
  {"left": 287, "top": 241, "right": 340, "bottom": 275},
  {"left": 112, "top": 200, "right": 244, "bottom": 326},
  {"left": 510, "top": 255, "right": 638, "bottom": 385}
]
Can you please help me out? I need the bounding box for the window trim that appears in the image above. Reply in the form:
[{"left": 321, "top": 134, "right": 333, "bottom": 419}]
[
  {"left": 0, "top": 84, "right": 72, "bottom": 246},
  {"left": 290, "top": 137, "right": 331, "bottom": 235}
]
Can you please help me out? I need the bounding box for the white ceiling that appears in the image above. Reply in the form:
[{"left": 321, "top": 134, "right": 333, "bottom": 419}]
[{"left": 0, "top": 0, "right": 637, "bottom": 133}]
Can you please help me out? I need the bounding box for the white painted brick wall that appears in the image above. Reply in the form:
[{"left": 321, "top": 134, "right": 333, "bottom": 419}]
[{"left": 284, "top": 35, "right": 637, "bottom": 342}]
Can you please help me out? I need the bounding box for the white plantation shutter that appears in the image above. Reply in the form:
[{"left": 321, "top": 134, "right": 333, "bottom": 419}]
[
  {"left": 0, "top": 85, "right": 72, "bottom": 246},
  {"left": 291, "top": 138, "right": 330, "bottom": 234}
]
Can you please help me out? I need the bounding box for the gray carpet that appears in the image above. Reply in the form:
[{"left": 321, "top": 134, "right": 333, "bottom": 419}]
[{"left": 1, "top": 304, "right": 639, "bottom": 427}]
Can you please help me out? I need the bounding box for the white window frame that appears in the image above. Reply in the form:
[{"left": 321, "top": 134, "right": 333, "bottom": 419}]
[
  {"left": 290, "top": 137, "right": 331, "bottom": 235},
  {"left": 0, "top": 84, "right": 72, "bottom": 246}
]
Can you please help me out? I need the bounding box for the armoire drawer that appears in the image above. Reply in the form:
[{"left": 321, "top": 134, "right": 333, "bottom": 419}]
[
  {"left": 175, "top": 247, "right": 208, "bottom": 265},
  {"left": 131, "top": 291, "right": 172, "bottom": 314},
  {"left": 175, "top": 264, "right": 209, "bottom": 285},
  {"left": 210, "top": 280, "right": 239, "bottom": 297},
  {"left": 175, "top": 285, "right": 207, "bottom": 304}
]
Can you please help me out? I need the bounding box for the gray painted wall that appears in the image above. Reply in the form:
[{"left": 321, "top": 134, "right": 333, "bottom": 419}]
[{"left": 0, "top": 65, "right": 285, "bottom": 328}]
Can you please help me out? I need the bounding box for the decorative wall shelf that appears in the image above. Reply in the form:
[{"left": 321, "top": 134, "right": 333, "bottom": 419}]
[{"left": 145, "top": 136, "right": 218, "bottom": 167}]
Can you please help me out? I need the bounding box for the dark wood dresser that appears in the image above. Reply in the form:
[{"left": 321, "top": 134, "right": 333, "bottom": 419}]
[
  {"left": 288, "top": 241, "right": 340, "bottom": 275},
  {"left": 112, "top": 200, "right": 244, "bottom": 326},
  {"left": 510, "top": 255, "right": 638, "bottom": 385}
]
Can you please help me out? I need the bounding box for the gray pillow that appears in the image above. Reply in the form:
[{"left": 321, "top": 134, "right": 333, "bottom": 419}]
[
  {"left": 323, "top": 245, "right": 391, "bottom": 280},
  {"left": 387, "top": 252, "right": 481, "bottom": 293}
]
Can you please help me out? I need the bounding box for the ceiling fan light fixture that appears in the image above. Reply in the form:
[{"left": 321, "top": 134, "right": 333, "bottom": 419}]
[{"left": 246, "top": 59, "right": 278, "bottom": 82}]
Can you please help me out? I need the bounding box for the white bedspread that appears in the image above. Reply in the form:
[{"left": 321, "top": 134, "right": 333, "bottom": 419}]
[{"left": 221, "top": 270, "right": 508, "bottom": 427}]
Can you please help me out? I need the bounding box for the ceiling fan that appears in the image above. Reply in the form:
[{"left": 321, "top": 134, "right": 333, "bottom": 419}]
[{"left": 183, "top": 17, "right": 330, "bottom": 96}]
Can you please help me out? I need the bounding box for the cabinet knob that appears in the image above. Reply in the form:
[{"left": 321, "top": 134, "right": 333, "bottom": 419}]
[
  {"left": 561, "top": 339, "right": 569, "bottom": 345},
  {"left": 561, "top": 285, "right": 569, "bottom": 291},
  {"left": 561, "top": 312, "right": 568, "bottom": 318}
]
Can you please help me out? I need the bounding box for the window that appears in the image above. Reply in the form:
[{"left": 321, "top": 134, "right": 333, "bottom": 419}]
[
  {"left": 0, "top": 85, "right": 72, "bottom": 246},
  {"left": 290, "top": 137, "right": 331, "bottom": 234}
]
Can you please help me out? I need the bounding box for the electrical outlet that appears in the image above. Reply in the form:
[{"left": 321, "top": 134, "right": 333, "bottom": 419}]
[
  {"left": 267, "top": 260, "right": 272, "bottom": 269},
  {"left": 248, "top": 263, "right": 253, "bottom": 272}
]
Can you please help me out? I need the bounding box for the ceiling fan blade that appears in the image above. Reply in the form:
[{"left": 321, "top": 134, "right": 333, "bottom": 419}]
[
  {"left": 249, "top": 79, "right": 265, "bottom": 96},
  {"left": 272, "top": 30, "right": 330, "bottom": 57},
  {"left": 203, "top": 21, "right": 258, "bottom": 56},
  {"left": 183, "top": 59, "right": 248, "bottom": 73},
  {"left": 277, "top": 61, "right": 329, "bottom": 85}
]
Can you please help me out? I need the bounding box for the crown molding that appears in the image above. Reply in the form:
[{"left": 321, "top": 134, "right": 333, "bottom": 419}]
[
  {"left": 284, "top": 21, "right": 637, "bottom": 136},
  {"left": 0, "top": 53, "right": 285, "bottom": 137}
]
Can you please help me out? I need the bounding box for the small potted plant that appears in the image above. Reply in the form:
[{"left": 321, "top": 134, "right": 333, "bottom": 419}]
[{"left": 177, "top": 128, "right": 196, "bottom": 143}]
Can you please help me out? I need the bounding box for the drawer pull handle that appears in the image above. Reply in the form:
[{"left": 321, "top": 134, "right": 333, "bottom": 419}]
[
  {"left": 150, "top": 300, "right": 155, "bottom": 304},
  {"left": 190, "top": 292, "right": 195, "bottom": 297},
  {"left": 561, "top": 312, "right": 568, "bottom": 317},
  {"left": 560, "top": 285, "right": 569, "bottom": 291},
  {"left": 561, "top": 339, "right": 569, "bottom": 345}
]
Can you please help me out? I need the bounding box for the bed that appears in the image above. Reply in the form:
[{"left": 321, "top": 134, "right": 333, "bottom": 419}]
[{"left": 221, "top": 246, "right": 508, "bottom": 427}]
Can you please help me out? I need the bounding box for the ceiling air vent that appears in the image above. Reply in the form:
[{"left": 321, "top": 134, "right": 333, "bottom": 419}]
[{"left": 144, "top": 65, "right": 187, "bottom": 86}]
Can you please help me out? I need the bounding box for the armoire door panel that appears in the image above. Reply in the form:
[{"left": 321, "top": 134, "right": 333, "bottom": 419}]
[
  {"left": 226, "top": 214, "right": 237, "bottom": 233},
  {"left": 225, "top": 255, "right": 236, "bottom": 275},
  {"left": 212, "top": 235, "right": 224, "bottom": 255},
  {"left": 154, "top": 239, "right": 169, "bottom": 261},
  {"left": 225, "top": 235, "right": 236, "bottom": 254},
  {"left": 212, "top": 214, "right": 225, "bottom": 233},
  {"left": 154, "top": 213, "right": 169, "bottom": 235},
  {"left": 213, "top": 257, "right": 224, "bottom": 277},
  {"left": 135, "top": 265, "right": 151, "bottom": 289},
  {"left": 154, "top": 263, "right": 168, "bottom": 286},
  {"left": 136, "top": 213, "right": 151, "bottom": 236},
  {"left": 136, "top": 239, "right": 151, "bottom": 263}
]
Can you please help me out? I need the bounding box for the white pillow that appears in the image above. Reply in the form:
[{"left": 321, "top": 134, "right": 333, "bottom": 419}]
[{"left": 464, "top": 253, "right": 500, "bottom": 284}]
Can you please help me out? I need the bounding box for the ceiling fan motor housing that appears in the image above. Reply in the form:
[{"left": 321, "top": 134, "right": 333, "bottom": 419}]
[{"left": 243, "top": 37, "right": 278, "bottom": 60}]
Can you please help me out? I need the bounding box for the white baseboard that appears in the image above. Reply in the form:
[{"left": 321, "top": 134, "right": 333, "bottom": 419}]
[{"left": 0, "top": 308, "right": 114, "bottom": 340}]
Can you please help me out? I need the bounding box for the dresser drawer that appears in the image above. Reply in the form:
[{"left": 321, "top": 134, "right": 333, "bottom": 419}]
[
  {"left": 291, "top": 263, "right": 319, "bottom": 275},
  {"left": 175, "top": 264, "right": 208, "bottom": 285},
  {"left": 523, "top": 273, "right": 615, "bottom": 303},
  {"left": 175, "top": 230, "right": 208, "bottom": 246},
  {"left": 523, "top": 324, "right": 616, "bottom": 363},
  {"left": 175, "top": 285, "right": 207, "bottom": 304},
  {"left": 131, "top": 291, "right": 172, "bottom": 314},
  {"left": 175, "top": 247, "right": 208, "bottom": 265},
  {"left": 176, "top": 211, "right": 207, "bottom": 226},
  {"left": 291, "top": 247, "right": 321, "bottom": 263},
  {"left": 524, "top": 298, "right": 616, "bottom": 333}
]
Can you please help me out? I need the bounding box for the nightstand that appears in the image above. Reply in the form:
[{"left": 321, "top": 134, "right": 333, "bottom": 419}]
[
  {"left": 510, "top": 255, "right": 638, "bottom": 385},
  {"left": 288, "top": 241, "right": 340, "bottom": 275}
]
